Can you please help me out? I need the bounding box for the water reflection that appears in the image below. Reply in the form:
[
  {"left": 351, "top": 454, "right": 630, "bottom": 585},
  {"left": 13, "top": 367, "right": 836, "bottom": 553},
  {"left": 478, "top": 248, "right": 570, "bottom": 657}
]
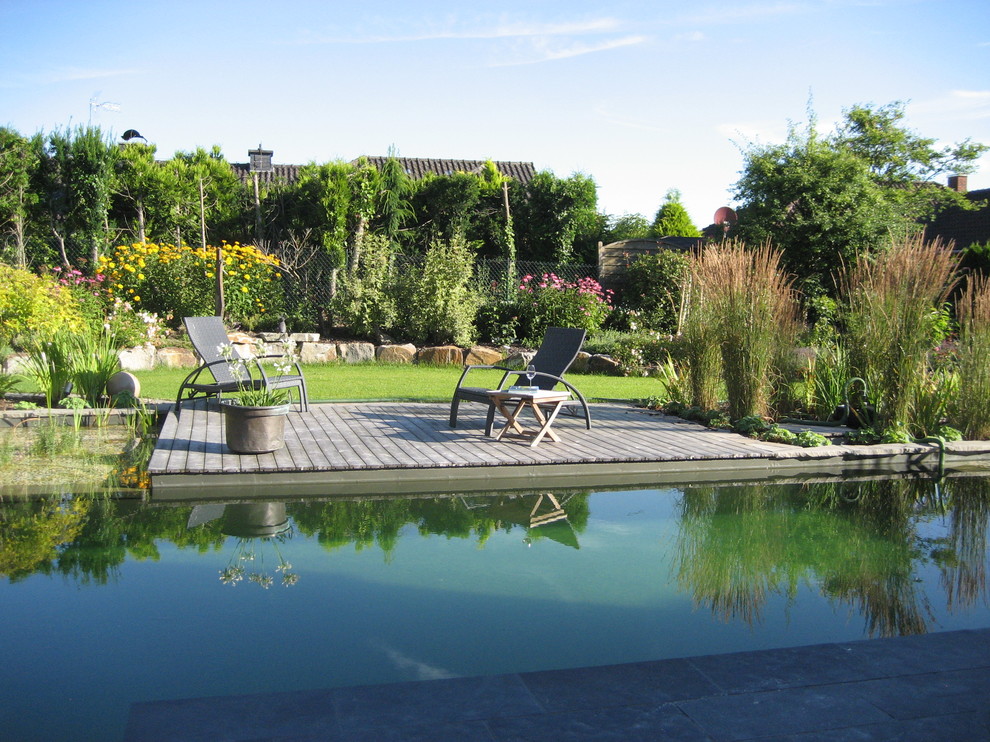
[
  {"left": 1, "top": 477, "right": 989, "bottom": 642},
  {"left": 672, "top": 477, "right": 990, "bottom": 637}
]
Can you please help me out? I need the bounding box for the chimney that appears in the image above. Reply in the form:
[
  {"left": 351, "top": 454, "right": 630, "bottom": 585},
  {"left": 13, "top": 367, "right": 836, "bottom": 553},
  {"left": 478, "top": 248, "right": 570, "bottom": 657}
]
[
  {"left": 248, "top": 146, "right": 273, "bottom": 173},
  {"left": 948, "top": 174, "right": 968, "bottom": 193}
]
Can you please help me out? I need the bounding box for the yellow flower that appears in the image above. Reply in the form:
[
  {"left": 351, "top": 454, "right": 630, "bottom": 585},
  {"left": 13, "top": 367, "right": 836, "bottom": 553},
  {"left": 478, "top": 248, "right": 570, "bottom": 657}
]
[
  {"left": 137, "top": 273, "right": 145, "bottom": 280},
  {"left": 240, "top": 286, "right": 248, "bottom": 293},
  {"left": 133, "top": 295, "right": 141, "bottom": 302}
]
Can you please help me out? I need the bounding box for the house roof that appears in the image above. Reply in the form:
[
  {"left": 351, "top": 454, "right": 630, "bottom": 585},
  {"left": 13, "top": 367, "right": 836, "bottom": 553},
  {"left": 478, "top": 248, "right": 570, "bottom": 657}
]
[
  {"left": 356, "top": 156, "right": 537, "bottom": 185},
  {"left": 229, "top": 162, "right": 304, "bottom": 185},
  {"left": 924, "top": 188, "right": 990, "bottom": 250},
  {"left": 227, "top": 156, "right": 538, "bottom": 187}
]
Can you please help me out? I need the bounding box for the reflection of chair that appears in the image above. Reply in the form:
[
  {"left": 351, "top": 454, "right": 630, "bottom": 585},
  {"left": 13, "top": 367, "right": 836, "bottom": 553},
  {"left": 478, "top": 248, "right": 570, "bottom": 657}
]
[
  {"left": 449, "top": 327, "right": 591, "bottom": 434},
  {"left": 485, "top": 493, "right": 580, "bottom": 549},
  {"left": 175, "top": 316, "right": 308, "bottom": 416}
]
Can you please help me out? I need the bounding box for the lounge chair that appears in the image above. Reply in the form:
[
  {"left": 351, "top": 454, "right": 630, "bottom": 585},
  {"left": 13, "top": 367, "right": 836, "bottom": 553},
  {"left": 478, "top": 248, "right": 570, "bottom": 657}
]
[
  {"left": 449, "top": 326, "right": 591, "bottom": 434},
  {"left": 174, "top": 316, "right": 309, "bottom": 416}
]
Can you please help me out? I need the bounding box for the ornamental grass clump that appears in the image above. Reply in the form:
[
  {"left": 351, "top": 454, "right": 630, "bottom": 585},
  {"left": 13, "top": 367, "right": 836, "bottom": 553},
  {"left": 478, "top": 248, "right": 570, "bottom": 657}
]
[
  {"left": 952, "top": 274, "right": 990, "bottom": 439},
  {"left": 840, "top": 236, "right": 958, "bottom": 433},
  {"left": 679, "top": 271, "right": 722, "bottom": 411},
  {"left": 689, "top": 240, "right": 801, "bottom": 420}
]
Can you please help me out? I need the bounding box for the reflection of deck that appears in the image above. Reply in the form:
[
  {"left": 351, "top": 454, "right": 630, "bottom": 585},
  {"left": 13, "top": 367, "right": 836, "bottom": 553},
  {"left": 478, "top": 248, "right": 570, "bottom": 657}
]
[{"left": 148, "top": 401, "right": 990, "bottom": 498}]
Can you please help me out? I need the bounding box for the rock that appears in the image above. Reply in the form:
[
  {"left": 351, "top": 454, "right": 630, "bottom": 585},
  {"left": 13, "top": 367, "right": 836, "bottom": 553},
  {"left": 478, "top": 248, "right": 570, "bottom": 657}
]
[
  {"left": 588, "top": 354, "right": 622, "bottom": 375},
  {"left": 106, "top": 371, "right": 140, "bottom": 400},
  {"left": 377, "top": 344, "right": 417, "bottom": 364},
  {"left": 118, "top": 344, "right": 156, "bottom": 371},
  {"left": 338, "top": 342, "right": 376, "bottom": 364},
  {"left": 417, "top": 346, "right": 464, "bottom": 365},
  {"left": 464, "top": 345, "right": 504, "bottom": 366},
  {"left": 289, "top": 332, "right": 320, "bottom": 343},
  {"left": 156, "top": 347, "right": 198, "bottom": 368},
  {"left": 569, "top": 351, "right": 591, "bottom": 374},
  {"left": 2, "top": 352, "right": 29, "bottom": 375},
  {"left": 503, "top": 350, "right": 535, "bottom": 369},
  {"left": 227, "top": 331, "right": 255, "bottom": 346},
  {"left": 299, "top": 342, "right": 338, "bottom": 364}
]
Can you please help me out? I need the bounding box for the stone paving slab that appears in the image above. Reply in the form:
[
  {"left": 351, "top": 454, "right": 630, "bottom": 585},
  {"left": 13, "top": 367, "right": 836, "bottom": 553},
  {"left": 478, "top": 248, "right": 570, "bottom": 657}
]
[{"left": 125, "top": 628, "right": 990, "bottom": 742}]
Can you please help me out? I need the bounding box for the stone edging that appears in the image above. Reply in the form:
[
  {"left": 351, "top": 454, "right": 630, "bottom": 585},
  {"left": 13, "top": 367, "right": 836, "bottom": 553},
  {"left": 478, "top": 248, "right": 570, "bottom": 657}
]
[{"left": 3, "top": 334, "right": 623, "bottom": 375}]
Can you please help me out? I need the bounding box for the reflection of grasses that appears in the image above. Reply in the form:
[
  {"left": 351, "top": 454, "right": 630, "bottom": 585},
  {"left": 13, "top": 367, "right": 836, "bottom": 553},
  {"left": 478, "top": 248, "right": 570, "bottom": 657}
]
[
  {"left": 674, "top": 479, "right": 957, "bottom": 637},
  {"left": 941, "top": 477, "right": 990, "bottom": 612}
]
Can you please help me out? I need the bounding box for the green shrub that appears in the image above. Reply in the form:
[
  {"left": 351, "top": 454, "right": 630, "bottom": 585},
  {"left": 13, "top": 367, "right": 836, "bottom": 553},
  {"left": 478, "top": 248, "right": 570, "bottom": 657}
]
[
  {"left": 622, "top": 249, "right": 690, "bottom": 332},
  {"left": 403, "top": 233, "right": 479, "bottom": 346},
  {"left": 761, "top": 426, "right": 797, "bottom": 444},
  {"left": 0, "top": 263, "right": 85, "bottom": 347},
  {"left": 733, "top": 415, "right": 771, "bottom": 438},
  {"left": 794, "top": 430, "right": 830, "bottom": 447},
  {"left": 334, "top": 234, "right": 398, "bottom": 340},
  {"left": 475, "top": 301, "right": 520, "bottom": 345},
  {"left": 612, "top": 331, "right": 678, "bottom": 373}
]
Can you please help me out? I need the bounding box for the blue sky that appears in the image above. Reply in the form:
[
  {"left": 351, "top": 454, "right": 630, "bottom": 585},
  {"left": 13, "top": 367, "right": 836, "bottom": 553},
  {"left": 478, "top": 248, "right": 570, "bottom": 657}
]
[{"left": 2, "top": 0, "right": 988, "bottom": 228}]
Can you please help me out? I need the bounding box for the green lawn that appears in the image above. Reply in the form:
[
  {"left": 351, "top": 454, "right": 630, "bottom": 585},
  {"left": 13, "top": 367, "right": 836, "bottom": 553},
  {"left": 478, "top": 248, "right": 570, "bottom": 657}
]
[{"left": 134, "top": 363, "right": 660, "bottom": 404}]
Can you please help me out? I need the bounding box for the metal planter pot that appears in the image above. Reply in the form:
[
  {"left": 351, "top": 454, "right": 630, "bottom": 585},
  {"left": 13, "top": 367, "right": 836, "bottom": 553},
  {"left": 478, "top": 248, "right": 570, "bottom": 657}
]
[{"left": 220, "top": 401, "right": 291, "bottom": 454}]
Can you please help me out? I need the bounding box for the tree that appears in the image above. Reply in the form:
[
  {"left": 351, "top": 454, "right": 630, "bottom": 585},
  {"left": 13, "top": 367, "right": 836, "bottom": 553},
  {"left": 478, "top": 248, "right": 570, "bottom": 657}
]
[
  {"left": 834, "top": 101, "right": 987, "bottom": 222},
  {"left": 41, "top": 126, "right": 120, "bottom": 270},
  {"left": 732, "top": 102, "right": 988, "bottom": 297},
  {"left": 114, "top": 141, "right": 174, "bottom": 244},
  {"left": 601, "top": 213, "right": 651, "bottom": 243},
  {"left": 733, "top": 120, "right": 897, "bottom": 296},
  {"left": 651, "top": 189, "right": 701, "bottom": 238},
  {"left": 0, "top": 128, "right": 41, "bottom": 267},
  {"left": 513, "top": 171, "right": 599, "bottom": 263}
]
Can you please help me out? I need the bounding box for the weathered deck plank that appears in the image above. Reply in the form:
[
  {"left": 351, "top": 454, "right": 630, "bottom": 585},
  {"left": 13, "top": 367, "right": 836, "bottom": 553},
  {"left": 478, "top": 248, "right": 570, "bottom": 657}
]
[{"left": 148, "top": 400, "right": 988, "bottom": 502}]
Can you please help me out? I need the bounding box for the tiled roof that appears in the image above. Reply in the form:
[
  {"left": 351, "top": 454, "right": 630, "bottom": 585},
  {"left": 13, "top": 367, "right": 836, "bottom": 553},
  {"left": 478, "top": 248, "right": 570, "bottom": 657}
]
[
  {"left": 227, "top": 157, "right": 537, "bottom": 187},
  {"left": 357, "top": 157, "right": 537, "bottom": 184},
  {"left": 229, "top": 162, "right": 304, "bottom": 185},
  {"left": 925, "top": 188, "right": 990, "bottom": 250}
]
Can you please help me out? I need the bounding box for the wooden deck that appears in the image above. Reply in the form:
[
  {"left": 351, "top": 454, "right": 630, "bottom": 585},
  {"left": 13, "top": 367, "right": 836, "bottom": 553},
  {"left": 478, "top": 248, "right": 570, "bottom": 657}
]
[{"left": 147, "top": 401, "right": 990, "bottom": 500}]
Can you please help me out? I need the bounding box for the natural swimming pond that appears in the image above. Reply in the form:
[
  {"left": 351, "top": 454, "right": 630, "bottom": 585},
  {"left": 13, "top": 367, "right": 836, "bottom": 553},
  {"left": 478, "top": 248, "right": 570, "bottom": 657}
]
[{"left": 3, "top": 474, "right": 990, "bottom": 741}]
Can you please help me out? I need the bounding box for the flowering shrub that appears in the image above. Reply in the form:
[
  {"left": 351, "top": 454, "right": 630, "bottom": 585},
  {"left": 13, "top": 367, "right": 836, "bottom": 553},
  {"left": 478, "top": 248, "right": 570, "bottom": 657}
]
[
  {"left": 98, "top": 242, "right": 285, "bottom": 327},
  {"left": 516, "top": 273, "right": 613, "bottom": 343},
  {"left": 0, "top": 263, "right": 84, "bottom": 347}
]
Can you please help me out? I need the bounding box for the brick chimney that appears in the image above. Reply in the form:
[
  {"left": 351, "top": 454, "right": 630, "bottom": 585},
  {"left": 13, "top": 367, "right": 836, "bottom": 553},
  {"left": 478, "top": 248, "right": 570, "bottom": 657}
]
[{"left": 948, "top": 174, "right": 968, "bottom": 193}]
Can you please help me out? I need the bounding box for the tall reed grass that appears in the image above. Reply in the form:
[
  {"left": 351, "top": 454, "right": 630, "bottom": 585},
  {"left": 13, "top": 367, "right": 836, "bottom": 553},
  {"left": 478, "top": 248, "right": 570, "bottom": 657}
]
[
  {"left": 687, "top": 241, "right": 801, "bottom": 420},
  {"left": 952, "top": 274, "right": 990, "bottom": 439},
  {"left": 680, "top": 272, "right": 722, "bottom": 410},
  {"left": 841, "top": 236, "right": 958, "bottom": 432}
]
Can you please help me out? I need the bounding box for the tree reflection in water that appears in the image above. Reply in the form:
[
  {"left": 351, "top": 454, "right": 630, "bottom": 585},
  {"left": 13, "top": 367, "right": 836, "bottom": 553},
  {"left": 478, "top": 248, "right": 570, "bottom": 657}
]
[{"left": 673, "top": 476, "right": 990, "bottom": 638}]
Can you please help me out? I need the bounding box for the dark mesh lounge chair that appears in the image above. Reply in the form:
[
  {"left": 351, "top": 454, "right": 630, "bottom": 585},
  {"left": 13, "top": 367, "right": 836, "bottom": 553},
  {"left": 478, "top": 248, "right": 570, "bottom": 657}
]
[
  {"left": 449, "top": 326, "right": 591, "bottom": 434},
  {"left": 175, "top": 316, "right": 309, "bottom": 416}
]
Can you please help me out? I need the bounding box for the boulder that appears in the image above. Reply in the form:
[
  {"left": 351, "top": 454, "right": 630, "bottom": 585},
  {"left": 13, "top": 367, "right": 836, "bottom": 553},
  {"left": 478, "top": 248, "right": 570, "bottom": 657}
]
[
  {"left": 338, "top": 342, "right": 376, "bottom": 364},
  {"left": 503, "top": 350, "right": 535, "bottom": 369},
  {"left": 464, "top": 345, "right": 504, "bottom": 366},
  {"left": 588, "top": 354, "right": 622, "bottom": 375},
  {"left": 377, "top": 344, "right": 417, "bottom": 364},
  {"left": 569, "top": 351, "right": 591, "bottom": 374},
  {"left": 417, "top": 346, "right": 464, "bottom": 366},
  {"left": 118, "top": 344, "right": 156, "bottom": 371},
  {"left": 299, "top": 342, "right": 338, "bottom": 364},
  {"left": 156, "top": 347, "right": 198, "bottom": 368},
  {"left": 2, "top": 352, "right": 29, "bottom": 375}
]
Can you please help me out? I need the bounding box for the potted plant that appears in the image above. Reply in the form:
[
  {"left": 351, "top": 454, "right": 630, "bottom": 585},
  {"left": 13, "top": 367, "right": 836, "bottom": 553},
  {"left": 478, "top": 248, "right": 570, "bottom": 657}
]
[{"left": 218, "top": 339, "right": 296, "bottom": 454}]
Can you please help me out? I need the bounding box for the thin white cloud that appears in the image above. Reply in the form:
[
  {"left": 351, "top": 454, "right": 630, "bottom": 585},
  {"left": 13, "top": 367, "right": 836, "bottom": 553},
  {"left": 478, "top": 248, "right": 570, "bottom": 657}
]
[
  {"left": 675, "top": 31, "right": 706, "bottom": 42},
  {"left": 911, "top": 90, "right": 990, "bottom": 122},
  {"left": 298, "top": 17, "right": 621, "bottom": 45},
  {"left": 491, "top": 34, "right": 647, "bottom": 67}
]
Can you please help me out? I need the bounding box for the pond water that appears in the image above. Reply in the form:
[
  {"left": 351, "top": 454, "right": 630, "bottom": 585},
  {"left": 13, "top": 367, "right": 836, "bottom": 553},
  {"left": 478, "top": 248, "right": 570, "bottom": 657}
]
[{"left": 3, "top": 475, "right": 990, "bottom": 741}]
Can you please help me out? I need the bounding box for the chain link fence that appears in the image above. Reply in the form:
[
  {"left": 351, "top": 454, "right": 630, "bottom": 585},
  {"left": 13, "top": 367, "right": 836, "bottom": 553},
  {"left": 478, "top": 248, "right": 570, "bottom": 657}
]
[{"left": 273, "top": 247, "right": 598, "bottom": 317}]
